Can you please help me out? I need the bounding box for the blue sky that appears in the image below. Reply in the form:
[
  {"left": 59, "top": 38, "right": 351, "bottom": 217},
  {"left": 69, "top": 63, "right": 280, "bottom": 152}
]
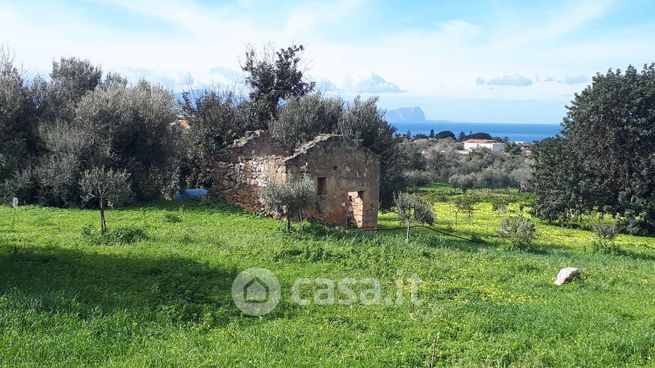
[{"left": 1, "top": 0, "right": 654, "bottom": 123}]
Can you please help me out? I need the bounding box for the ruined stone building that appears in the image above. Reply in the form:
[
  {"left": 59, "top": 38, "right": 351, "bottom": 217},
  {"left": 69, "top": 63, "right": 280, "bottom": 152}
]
[{"left": 213, "top": 131, "right": 380, "bottom": 229}]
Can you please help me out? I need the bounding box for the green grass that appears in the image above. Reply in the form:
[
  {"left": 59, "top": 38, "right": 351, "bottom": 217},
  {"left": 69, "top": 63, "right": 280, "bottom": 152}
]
[{"left": 1, "top": 191, "right": 655, "bottom": 367}]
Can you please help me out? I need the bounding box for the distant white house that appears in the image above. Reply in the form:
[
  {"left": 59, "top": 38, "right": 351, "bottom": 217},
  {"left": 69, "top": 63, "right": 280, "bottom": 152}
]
[{"left": 463, "top": 139, "right": 505, "bottom": 152}]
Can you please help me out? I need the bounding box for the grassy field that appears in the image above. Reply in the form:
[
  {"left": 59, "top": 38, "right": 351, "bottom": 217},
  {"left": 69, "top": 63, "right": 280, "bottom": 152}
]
[{"left": 1, "top": 186, "right": 655, "bottom": 367}]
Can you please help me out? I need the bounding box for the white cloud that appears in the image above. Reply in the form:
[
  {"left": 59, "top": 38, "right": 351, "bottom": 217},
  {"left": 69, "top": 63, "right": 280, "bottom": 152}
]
[
  {"left": 343, "top": 70, "right": 404, "bottom": 93},
  {"left": 477, "top": 75, "right": 534, "bottom": 87}
]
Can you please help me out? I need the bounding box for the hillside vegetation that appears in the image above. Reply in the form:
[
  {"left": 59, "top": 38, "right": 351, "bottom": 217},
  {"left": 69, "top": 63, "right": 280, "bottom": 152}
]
[{"left": 1, "top": 187, "right": 654, "bottom": 366}]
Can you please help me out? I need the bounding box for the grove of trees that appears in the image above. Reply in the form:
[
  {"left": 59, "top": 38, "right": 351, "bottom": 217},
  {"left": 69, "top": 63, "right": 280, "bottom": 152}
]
[
  {"left": 399, "top": 137, "right": 533, "bottom": 192},
  {"left": 0, "top": 49, "right": 183, "bottom": 210}
]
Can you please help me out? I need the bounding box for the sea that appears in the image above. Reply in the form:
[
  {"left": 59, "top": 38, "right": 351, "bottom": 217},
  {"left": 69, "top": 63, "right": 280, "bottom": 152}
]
[{"left": 391, "top": 121, "right": 561, "bottom": 143}]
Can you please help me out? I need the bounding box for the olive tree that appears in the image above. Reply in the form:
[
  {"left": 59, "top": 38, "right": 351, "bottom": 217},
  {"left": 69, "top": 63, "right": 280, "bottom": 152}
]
[
  {"left": 453, "top": 194, "right": 477, "bottom": 225},
  {"left": 80, "top": 167, "right": 132, "bottom": 234},
  {"left": 36, "top": 57, "right": 103, "bottom": 123},
  {"left": 0, "top": 47, "right": 36, "bottom": 183},
  {"left": 394, "top": 192, "right": 435, "bottom": 242},
  {"left": 179, "top": 90, "right": 249, "bottom": 188},
  {"left": 262, "top": 176, "right": 316, "bottom": 232},
  {"left": 269, "top": 93, "right": 343, "bottom": 148},
  {"left": 74, "top": 79, "right": 180, "bottom": 201}
]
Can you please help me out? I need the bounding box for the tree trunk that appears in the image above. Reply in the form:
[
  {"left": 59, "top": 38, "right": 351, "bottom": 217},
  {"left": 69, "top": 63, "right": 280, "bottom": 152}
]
[
  {"left": 286, "top": 215, "right": 291, "bottom": 232},
  {"left": 406, "top": 220, "right": 411, "bottom": 243},
  {"left": 299, "top": 209, "right": 304, "bottom": 231},
  {"left": 99, "top": 198, "right": 107, "bottom": 234}
]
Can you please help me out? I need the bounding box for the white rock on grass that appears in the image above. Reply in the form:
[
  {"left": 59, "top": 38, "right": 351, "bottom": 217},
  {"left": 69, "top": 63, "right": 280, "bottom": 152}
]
[{"left": 554, "top": 267, "right": 581, "bottom": 285}]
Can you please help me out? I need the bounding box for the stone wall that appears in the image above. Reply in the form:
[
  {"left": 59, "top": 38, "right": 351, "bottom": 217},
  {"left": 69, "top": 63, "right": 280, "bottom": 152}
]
[
  {"left": 214, "top": 157, "right": 286, "bottom": 212},
  {"left": 213, "top": 131, "right": 289, "bottom": 212}
]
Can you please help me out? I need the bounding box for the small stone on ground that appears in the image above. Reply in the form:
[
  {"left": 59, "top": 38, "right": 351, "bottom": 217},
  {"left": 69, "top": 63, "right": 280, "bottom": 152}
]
[{"left": 555, "top": 267, "right": 581, "bottom": 285}]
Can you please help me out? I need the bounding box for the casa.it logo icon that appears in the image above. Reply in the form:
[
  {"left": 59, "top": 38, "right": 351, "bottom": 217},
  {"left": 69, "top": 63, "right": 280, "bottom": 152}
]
[{"left": 231, "top": 267, "right": 281, "bottom": 316}]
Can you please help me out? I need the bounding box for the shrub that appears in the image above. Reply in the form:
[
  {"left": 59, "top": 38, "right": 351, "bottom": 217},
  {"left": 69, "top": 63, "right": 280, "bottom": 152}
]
[
  {"left": 590, "top": 222, "right": 621, "bottom": 255},
  {"left": 497, "top": 215, "right": 536, "bottom": 250},
  {"left": 490, "top": 196, "right": 510, "bottom": 212},
  {"left": 105, "top": 227, "right": 148, "bottom": 244},
  {"left": 82, "top": 224, "right": 147, "bottom": 245},
  {"left": 163, "top": 212, "right": 183, "bottom": 223}
]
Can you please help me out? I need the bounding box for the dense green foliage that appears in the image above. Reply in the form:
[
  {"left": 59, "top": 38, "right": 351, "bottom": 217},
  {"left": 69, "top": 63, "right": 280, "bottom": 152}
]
[
  {"left": 269, "top": 93, "right": 343, "bottom": 148},
  {"left": 178, "top": 90, "right": 251, "bottom": 188},
  {"left": 339, "top": 97, "right": 407, "bottom": 207},
  {"left": 0, "top": 54, "right": 179, "bottom": 207},
  {"left": 1, "top": 185, "right": 655, "bottom": 366},
  {"left": 532, "top": 64, "right": 655, "bottom": 233},
  {"left": 434, "top": 130, "right": 455, "bottom": 140},
  {"left": 242, "top": 44, "right": 316, "bottom": 127},
  {"left": 74, "top": 80, "right": 179, "bottom": 201},
  {"left": 450, "top": 150, "right": 532, "bottom": 193},
  {"left": 0, "top": 48, "right": 38, "bottom": 185}
]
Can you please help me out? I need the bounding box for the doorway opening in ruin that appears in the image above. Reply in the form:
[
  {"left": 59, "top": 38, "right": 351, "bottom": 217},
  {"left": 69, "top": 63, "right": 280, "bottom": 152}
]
[{"left": 347, "top": 191, "right": 365, "bottom": 228}]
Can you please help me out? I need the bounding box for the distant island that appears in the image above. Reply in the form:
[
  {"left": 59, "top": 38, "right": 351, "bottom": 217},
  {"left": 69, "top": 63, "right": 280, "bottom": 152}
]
[{"left": 385, "top": 107, "right": 426, "bottom": 122}]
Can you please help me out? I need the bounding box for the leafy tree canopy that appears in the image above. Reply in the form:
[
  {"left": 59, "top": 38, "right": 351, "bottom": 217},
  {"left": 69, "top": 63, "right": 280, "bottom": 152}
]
[
  {"left": 532, "top": 64, "right": 655, "bottom": 234},
  {"left": 242, "top": 44, "right": 315, "bottom": 127}
]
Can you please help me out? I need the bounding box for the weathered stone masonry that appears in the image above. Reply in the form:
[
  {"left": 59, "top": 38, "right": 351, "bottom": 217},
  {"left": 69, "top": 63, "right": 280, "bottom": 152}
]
[{"left": 213, "top": 131, "right": 380, "bottom": 229}]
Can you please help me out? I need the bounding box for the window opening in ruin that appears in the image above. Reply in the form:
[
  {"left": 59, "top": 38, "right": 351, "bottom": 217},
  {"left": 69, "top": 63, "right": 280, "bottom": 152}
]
[{"left": 317, "top": 177, "right": 327, "bottom": 195}]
